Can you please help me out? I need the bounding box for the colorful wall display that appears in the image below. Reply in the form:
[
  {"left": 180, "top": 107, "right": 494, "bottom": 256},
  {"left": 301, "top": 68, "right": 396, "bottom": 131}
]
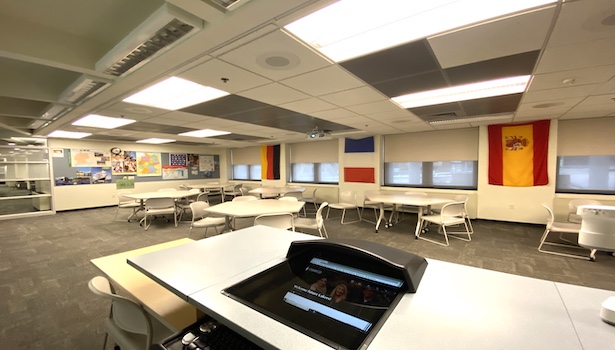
[{"left": 136, "top": 152, "right": 162, "bottom": 177}]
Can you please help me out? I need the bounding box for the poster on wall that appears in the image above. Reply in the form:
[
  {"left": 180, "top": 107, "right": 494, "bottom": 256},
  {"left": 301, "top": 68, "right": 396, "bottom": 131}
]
[
  {"left": 136, "top": 152, "right": 162, "bottom": 176},
  {"left": 162, "top": 165, "right": 189, "bottom": 179},
  {"left": 170, "top": 153, "right": 187, "bottom": 166},
  {"left": 111, "top": 151, "right": 137, "bottom": 175},
  {"left": 199, "top": 155, "right": 215, "bottom": 172},
  {"left": 115, "top": 176, "right": 135, "bottom": 189},
  {"left": 55, "top": 167, "right": 112, "bottom": 185},
  {"left": 70, "top": 149, "right": 111, "bottom": 167}
]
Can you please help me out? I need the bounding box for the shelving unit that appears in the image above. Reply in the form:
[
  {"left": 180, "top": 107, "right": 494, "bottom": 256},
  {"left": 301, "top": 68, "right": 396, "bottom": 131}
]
[{"left": 0, "top": 140, "right": 53, "bottom": 218}]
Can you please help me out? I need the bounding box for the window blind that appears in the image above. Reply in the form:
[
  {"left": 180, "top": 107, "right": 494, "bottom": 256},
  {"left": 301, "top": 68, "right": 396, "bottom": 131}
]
[
  {"left": 232, "top": 146, "right": 261, "bottom": 165},
  {"left": 384, "top": 128, "right": 478, "bottom": 162},
  {"left": 558, "top": 118, "right": 615, "bottom": 156},
  {"left": 291, "top": 140, "right": 338, "bottom": 163}
]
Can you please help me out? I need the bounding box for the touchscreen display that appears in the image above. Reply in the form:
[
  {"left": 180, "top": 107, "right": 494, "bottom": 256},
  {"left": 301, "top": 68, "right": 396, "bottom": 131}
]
[{"left": 223, "top": 255, "right": 406, "bottom": 350}]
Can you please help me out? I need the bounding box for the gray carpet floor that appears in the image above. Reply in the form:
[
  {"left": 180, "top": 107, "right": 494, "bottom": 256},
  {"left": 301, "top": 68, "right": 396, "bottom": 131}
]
[{"left": 1, "top": 205, "right": 614, "bottom": 349}]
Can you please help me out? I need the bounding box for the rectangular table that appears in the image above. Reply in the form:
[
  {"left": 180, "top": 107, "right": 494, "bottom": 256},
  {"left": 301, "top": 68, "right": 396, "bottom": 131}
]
[
  {"left": 127, "top": 226, "right": 615, "bottom": 350},
  {"left": 203, "top": 199, "right": 305, "bottom": 231},
  {"left": 90, "top": 238, "right": 200, "bottom": 332},
  {"left": 365, "top": 192, "right": 452, "bottom": 235}
]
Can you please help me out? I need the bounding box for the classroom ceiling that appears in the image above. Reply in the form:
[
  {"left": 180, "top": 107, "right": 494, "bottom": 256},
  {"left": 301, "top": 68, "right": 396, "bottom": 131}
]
[{"left": 0, "top": 0, "right": 614, "bottom": 148}]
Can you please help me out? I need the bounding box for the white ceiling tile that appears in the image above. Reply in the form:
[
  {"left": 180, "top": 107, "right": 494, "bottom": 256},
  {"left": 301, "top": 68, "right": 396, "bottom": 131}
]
[
  {"left": 311, "top": 108, "right": 360, "bottom": 120},
  {"left": 515, "top": 104, "right": 575, "bottom": 119},
  {"left": 346, "top": 100, "right": 404, "bottom": 115},
  {"left": 218, "top": 30, "right": 332, "bottom": 81},
  {"left": 281, "top": 66, "right": 365, "bottom": 96},
  {"left": 535, "top": 37, "right": 615, "bottom": 74},
  {"left": 104, "top": 102, "right": 168, "bottom": 118},
  {"left": 546, "top": 0, "right": 615, "bottom": 47},
  {"left": 180, "top": 58, "right": 272, "bottom": 94},
  {"left": 365, "top": 109, "right": 420, "bottom": 122},
  {"left": 279, "top": 98, "right": 337, "bottom": 114},
  {"left": 237, "top": 82, "right": 309, "bottom": 105},
  {"left": 429, "top": 7, "right": 555, "bottom": 68},
  {"left": 523, "top": 84, "right": 600, "bottom": 103},
  {"left": 530, "top": 64, "right": 615, "bottom": 91},
  {"left": 319, "top": 86, "right": 386, "bottom": 107}
]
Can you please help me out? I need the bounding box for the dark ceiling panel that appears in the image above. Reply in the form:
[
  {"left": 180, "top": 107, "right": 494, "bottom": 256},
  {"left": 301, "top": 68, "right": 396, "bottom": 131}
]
[
  {"left": 118, "top": 122, "right": 193, "bottom": 134},
  {"left": 372, "top": 70, "right": 449, "bottom": 97},
  {"left": 340, "top": 39, "right": 440, "bottom": 84},
  {"left": 444, "top": 51, "right": 540, "bottom": 85},
  {"left": 210, "top": 133, "right": 269, "bottom": 141},
  {"left": 181, "top": 95, "right": 268, "bottom": 117},
  {"left": 460, "top": 94, "right": 523, "bottom": 116}
]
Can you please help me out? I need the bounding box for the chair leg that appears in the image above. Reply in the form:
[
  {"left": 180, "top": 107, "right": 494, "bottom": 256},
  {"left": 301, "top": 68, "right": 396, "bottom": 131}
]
[
  {"left": 538, "top": 228, "right": 593, "bottom": 260},
  {"left": 319, "top": 224, "right": 328, "bottom": 238},
  {"left": 416, "top": 219, "right": 450, "bottom": 246}
]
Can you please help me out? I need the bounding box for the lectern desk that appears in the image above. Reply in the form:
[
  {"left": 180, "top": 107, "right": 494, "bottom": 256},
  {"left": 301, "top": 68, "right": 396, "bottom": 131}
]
[{"left": 128, "top": 226, "right": 615, "bottom": 349}]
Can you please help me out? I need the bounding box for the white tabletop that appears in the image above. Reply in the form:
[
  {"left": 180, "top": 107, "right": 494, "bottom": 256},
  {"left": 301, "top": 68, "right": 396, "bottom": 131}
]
[
  {"left": 124, "top": 190, "right": 195, "bottom": 200},
  {"left": 128, "top": 226, "right": 615, "bottom": 350},
  {"left": 127, "top": 226, "right": 316, "bottom": 300},
  {"left": 249, "top": 186, "right": 305, "bottom": 195},
  {"left": 365, "top": 192, "right": 452, "bottom": 206},
  {"left": 204, "top": 199, "right": 305, "bottom": 218},
  {"left": 185, "top": 183, "right": 230, "bottom": 190}
]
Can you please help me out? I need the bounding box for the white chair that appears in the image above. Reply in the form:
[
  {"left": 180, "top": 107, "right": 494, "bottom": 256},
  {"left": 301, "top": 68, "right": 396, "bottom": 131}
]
[
  {"left": 232, "top": 195, "right": 258, "bottom": 202},
  {"left": 281, "top": 191, "right": 307, "bottom": 217},
  {"left": 188, "top": 201, "right": 226, "bottom": 238},
  {"left": 360, "top": 190, "right": 394, "bottom": 224},
  {"left": 567, "top": 199, "right": 601, "bottom": 224},
  {"left": 115, "top": 191, "right": 141, "bottom": 222},
  {"left": 302, "top": 188, "right": 319, "bottom": 211},
  {"left": 176, "top": 188, "right": 201, "bottom": 222},
  {"left": 539, "top": 203, "right": 591, "bottom": 260},
  {"left": 327, "top": 190, "right": 361, "bottom": 224},
  {"left": 254, "top": 212, "right": 295, "bottom": 231},
  {"left": 417, "top": 201, "right": 471, "bottom": 246},
  {"left": 224, "top": 184, "right": 243, "bottom": 201},
  {"left": 195, "top": 192, "right": 210, "bottom": 202},
  {"left": 88, "top": 276, "right": 173, "bottom": 350},
  {"left": 295, "top": 202, "right": 329, "bottom": 238},
  {"left": 453, "top": 194, "right": 473, "bottom": 234},
  {"left": 141, "top": 197, "right": 178, "bottom": 231}
]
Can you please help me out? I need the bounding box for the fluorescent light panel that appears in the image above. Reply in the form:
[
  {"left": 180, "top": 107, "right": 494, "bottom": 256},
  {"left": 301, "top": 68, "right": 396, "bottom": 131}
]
[
  {"left": 428, "top": 114, "right": 513, "bottom": 125},
  {"left": 123, "top": 77, "right": 230, "bottom": 110},
  {"left": 285, "top": 0, "right": 556, "bottom": 62},
  {"left": 178, "top": 129, "right": 231, "bottom": 138},
  {"left": 392, "top": 75, "right": 530, "bottom": 108},
  {"left": 72, "top": 114, "right": 136, "bottom": 129},
  {"left": 48, "top": 130, "right": 92, "bottom": 139},
  {"left": 136, "top": 138, "right": 176, "bottom": 144}
]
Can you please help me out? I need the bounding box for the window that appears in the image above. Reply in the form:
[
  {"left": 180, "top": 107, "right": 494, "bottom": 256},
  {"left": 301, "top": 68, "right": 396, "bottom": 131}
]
[
  {"left": 384, "top": 161, "right": 477, "bottom": 189},
  {"left": 556, "top": 156, "right": 615, "bottom": 194},
  {"left": 231, "top": 146, "right": 261, "bottom": 181},
  {"left": 291, "top": 162, "right": 339, "bottom": 184},
  {"left": 290, "top": 140, "right": 339, "bottom": 184},
  {"left": 232, "top": 164, "right": 262, "bottom": 181}
]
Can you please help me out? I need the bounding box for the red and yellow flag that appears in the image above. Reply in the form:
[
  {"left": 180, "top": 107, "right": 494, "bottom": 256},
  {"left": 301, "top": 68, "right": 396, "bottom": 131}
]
[{"left": 488, "top": 120, "right": 550, "bottom": 186}]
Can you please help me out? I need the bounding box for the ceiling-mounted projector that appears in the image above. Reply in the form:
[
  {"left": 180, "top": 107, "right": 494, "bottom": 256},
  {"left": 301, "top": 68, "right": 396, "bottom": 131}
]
[{"left": 306, "top": 127, "right": 332, "bottom": 140}]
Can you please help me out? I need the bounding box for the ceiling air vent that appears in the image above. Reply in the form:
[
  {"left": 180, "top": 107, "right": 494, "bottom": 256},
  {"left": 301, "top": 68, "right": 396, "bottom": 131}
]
[
  {"left": 60, "top": 75, "right": 110, "bottom": 104},
  {"left": 430, "top": 112, "right": 458, "bottom": 118},
  {"left": 96, "top": 4, "right": 204, "bottom": 77},
  {"left": 205, "top": 0, "right": 252, "bottom": 11}
]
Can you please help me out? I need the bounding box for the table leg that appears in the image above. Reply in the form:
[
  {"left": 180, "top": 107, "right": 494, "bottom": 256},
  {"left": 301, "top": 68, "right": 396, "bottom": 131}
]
[
  {"left": 130, "top": 199, "right": 145, "bottom": 223},
  {"left": 375, "top": 203, "right": 385, "bottom": 233},
  {"left": 414, "top": 207, "right": 424, "bottom": 238}
]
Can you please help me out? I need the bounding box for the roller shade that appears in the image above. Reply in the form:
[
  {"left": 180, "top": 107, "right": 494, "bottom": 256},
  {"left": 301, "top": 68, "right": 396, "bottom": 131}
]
[
  {"left": 384, "top": 128, "right": 478, "bottom": 162},
  {"left": 291, "top": 140, "right": 338, "bottom": 163},
  {"left": 232, "top": 146, "right": 261, "bottom": 165},
  {"left": 558, "top": 118, "right": 615, "bottom": 156}
]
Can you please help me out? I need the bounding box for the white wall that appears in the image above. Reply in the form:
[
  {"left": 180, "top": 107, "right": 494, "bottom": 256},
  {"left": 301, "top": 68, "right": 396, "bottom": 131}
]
[{"left": 48, "top": 119, "right": 614, "bottom": 222}]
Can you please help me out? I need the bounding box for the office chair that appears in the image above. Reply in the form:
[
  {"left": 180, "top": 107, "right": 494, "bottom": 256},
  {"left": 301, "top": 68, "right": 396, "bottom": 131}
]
[
  {"left": 360, "top": 190, "right": 393, "bottom": 224},
  {"left": 295, "top": 202, "right": 329, "bottom": 238},
  {"left": 538, "top": 203, "right": 591, "bottom": 260},
  {"left": 280, "top": 191, "right": 307, "bottom": 217},
  {"left": 417, "top": 201, "right": 471, "bottom": 246},
  {"left": 141, "top": 197, "right": 178, "bottom": 231},
  {"left": 88, "top": 276, "right": 173, "bottom": 350},
  {"left": 224, "top": 183, "right": 243, "bottom": 201},
  {"left": 188, "top": 201, "right": 226, "bottom": 238},
  {"left": 176, "top": 188, "right": 201, "bottom": 222},
  {"left": 254, "top": 212, "right": 295, "bottom": 231},
  {"left": 327, "top": 190, "right": 361, "bottom": 224},
  {"left": 302, "top": 188, "right": 319, "bottom": 212},
  {"left": 115, "top": 191, "right": 141, "bottom": 222}
]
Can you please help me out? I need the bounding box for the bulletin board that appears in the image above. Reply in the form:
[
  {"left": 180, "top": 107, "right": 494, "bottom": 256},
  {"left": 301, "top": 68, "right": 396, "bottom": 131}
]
[{"left": 52, "top": 148, "right": 220, "bottom": 186}]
